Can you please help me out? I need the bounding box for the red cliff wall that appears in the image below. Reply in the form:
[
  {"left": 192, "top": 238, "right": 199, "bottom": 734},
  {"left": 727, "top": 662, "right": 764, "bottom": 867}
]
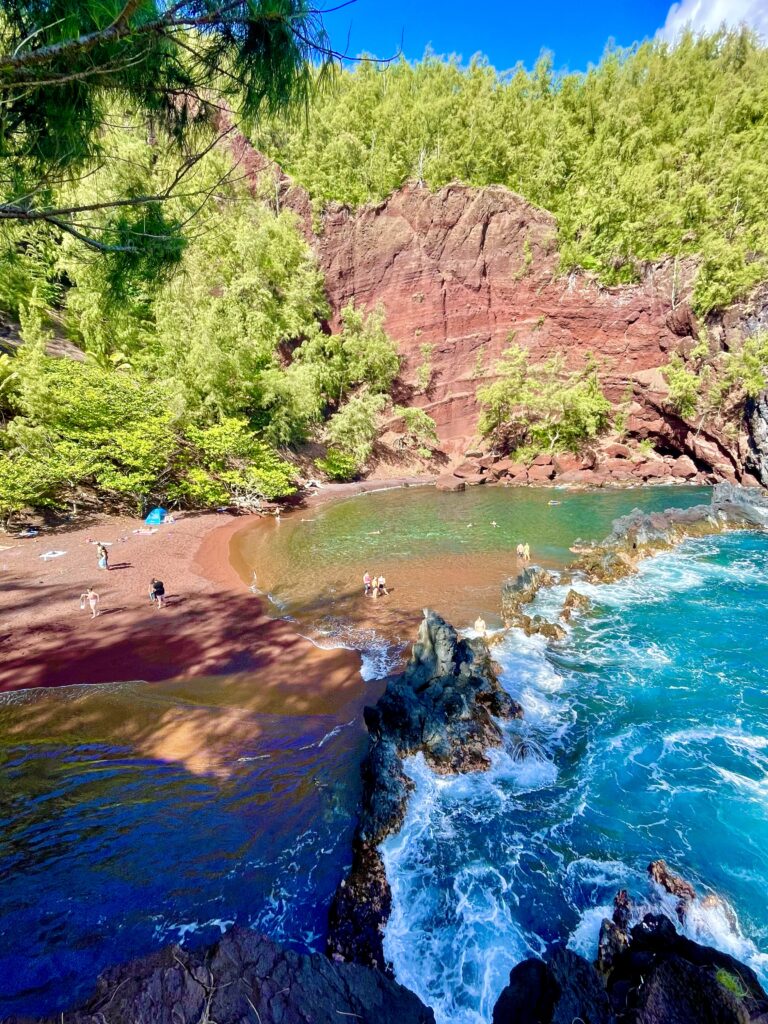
[{"left": 235, "top": 141, "right": 754, "bottom": 481}]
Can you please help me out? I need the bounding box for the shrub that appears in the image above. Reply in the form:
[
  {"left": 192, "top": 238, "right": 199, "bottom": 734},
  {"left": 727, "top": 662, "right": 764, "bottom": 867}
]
[
  {"left": 663, "top": 355, "right": 700, "bottom": 418},
  {"left": 315, "top": 448, "right": 359, "bottom": 481}
]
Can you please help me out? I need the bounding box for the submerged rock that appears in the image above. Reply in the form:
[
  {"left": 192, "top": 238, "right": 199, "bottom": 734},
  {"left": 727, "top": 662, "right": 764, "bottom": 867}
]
[
  {"left": 328, "top": 610, "right": 523, "bottom": 969},
  {"left": 6, "top": 928, "right": 435, "bottom": 1024}
]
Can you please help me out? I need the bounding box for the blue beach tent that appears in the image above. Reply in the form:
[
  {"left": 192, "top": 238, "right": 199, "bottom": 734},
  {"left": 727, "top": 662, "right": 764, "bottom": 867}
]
[{"left": 145, "top": 507, "right": 167, "bottom": 525}]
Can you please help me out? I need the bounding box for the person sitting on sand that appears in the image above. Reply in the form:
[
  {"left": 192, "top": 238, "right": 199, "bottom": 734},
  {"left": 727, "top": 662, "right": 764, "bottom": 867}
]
[
  {"left": 80, "top": 587, "right": 100, "bottom": 618},
  {"left": 377, "top": 574, "right": 388, "bottom": 596},
  {"left": 149, "top": 578, "right": 166, "bottom": 609},
  {"left": 363, "top": 571, "right": 372, "bottom": 595},
  {"left": 97, "top": 543, "right": 109, "bottom": 571}
]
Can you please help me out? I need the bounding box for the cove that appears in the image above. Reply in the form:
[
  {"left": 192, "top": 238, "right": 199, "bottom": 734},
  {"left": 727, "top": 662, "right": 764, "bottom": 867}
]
[{"left": 0, "top": 483, "right": 737, "bottom": 1019}]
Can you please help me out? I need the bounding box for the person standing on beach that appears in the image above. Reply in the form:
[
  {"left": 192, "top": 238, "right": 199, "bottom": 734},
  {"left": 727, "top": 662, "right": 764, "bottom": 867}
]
[
  {"left": 363, "top": 571, "right": 372, "bottom": 595},
  {"left": 149, "top": 578, "right": 166, "bottom": 609},
  {"left": 377, "top": 574, "right": 388, "bottom": 596},
  {"left": 516, "top": 543, "right": 524, "bottom": 559},
  {"left": 523, "top": 543, "right": 531, "bottom": 561},
  {"left": 80, "top": 587, "right": 100, "bottom": 618},
  {"left": 97, "top": 543, "right": 109, "bottom": 571}
]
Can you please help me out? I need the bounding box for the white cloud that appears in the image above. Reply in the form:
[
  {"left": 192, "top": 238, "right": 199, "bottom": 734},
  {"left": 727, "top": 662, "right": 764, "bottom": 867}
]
[{"left": 657, "top": 0, "right": 768, "bottom": 42}]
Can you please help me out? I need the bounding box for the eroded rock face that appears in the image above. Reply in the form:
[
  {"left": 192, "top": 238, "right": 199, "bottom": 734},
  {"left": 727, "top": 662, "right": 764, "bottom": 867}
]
[
  {"left": 312, "top": 184, "right": 688, "bottom": 457},
  {"left": 7, "top": 928, "right": 435, "bottom": 1024},
  {"left": 328, "top": 611, "right": 522, "bottom": 969},
  {"left": 746, "top": 391, "right": 768, "bottom": 486}
]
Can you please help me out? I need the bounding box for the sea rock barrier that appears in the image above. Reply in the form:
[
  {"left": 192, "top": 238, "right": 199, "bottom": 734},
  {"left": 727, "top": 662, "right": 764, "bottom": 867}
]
[
  {"left": 327, "top": 609, "right": 523, "bottom": 970},
  {"left": 570, "top": 481, "right": 768, "bottom": 584},
  {"left": 498, "top": 485, "right": 768, "bottom": 635}
]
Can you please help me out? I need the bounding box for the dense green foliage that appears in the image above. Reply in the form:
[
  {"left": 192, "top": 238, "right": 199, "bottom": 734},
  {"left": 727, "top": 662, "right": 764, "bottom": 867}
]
[
  {"left": 0, "top": 0, "right": 335, "bottom": 272},
  {"left": 664, "top": 331, "right": 768, "bottom": 423},
  {"left": 478, "top": 343, "right": 611, "bottom": 455},
  {"left": 0, "top": 142, "right": 407, "bottom": 522},
  {"left": 663, "top": 354, "right": 700, "bottom": 418},
  {"left": 257, "top": 29, "right": 768, "bottom": 314}
]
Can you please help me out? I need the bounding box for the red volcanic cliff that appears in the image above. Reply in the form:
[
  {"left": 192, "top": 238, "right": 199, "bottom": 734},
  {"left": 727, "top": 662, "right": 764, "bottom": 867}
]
[
  {"left": 234, "top": 140, "right": 759, "bottom": 483},
  {"left": 314, "top": 183, "right": 694, "bottom": 455}
]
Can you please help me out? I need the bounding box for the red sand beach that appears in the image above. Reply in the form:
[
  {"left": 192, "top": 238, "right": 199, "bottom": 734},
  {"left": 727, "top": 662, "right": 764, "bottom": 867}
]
[{"left": 0, "top": 509, "right": 360, "bottom": 694}]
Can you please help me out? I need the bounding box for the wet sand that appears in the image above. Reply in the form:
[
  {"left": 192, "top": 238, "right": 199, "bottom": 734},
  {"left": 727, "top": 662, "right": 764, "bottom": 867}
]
[{"left": 0, "top": 510, "right": 361, "bottom": 694}]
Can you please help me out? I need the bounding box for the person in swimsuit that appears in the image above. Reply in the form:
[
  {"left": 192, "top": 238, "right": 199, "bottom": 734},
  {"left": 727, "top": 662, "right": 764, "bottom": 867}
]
[
  {"left": 377, "top": 574, "right": 388, "bottom": 596},
  {"left": 80, "top": 587, "right": 100, "bottom": 618},
  {"left": 149, "top": 578, "right": 166, "bottom": 608},
  {"left": 363, "top": 571, "right": 372, "bottom": 595},
  {"left": 523, "top": 543, "right": 530, "bottom": 561},
  {"left": 516, "top": 543, "right": 524, "bottom": 558},
  {"left": 97, "top": 543, "right": 109, "bottom": 570}
]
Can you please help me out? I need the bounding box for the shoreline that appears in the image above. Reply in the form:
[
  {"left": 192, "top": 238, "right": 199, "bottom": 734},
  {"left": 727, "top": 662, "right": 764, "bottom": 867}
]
[
  {"left": 0, "top": 474, "right": 738, "bottom": 694},
  {"left": 0, "top": 508, "right": 360, "bottom": 695}
]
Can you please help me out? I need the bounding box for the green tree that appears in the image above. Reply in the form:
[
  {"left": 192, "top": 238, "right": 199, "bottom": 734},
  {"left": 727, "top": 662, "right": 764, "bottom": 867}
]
[
  {"left": 0, "top": 0, "right": 337, "bottom": 271},
  {"left": 325, "top": 391, "right": 387, "bottom": 468},
  {"left": 478, "top": 344, "right": 611, "bottom": 454}
]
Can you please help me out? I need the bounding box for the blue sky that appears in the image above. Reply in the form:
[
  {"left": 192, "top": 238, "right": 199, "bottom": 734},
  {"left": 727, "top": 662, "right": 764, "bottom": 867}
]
[{"left": 321, "top": 0, "right": 768, "bottom": 71}]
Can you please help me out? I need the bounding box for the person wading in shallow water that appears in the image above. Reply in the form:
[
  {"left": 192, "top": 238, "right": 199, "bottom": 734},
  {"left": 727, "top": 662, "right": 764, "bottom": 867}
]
[
  {"left": 363, "top": 571, "right": 372, "bottom": 595},
  {"left": 149, "top": 578, "right": 166, "bottom": 609},
  {"left": 80, "top": 587, "right": 100, "bottom": 618},
  {"left": 377, "top": 574, "right": 388, "bottom": 596}
]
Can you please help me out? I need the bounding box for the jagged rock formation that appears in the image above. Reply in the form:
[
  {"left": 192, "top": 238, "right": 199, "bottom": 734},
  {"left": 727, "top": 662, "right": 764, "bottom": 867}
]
[
  {"left": 327, "top": 610, "right": 522, "bottom": 970},
  {"left": 493, "top": 865, "right": 768, "bottom": 1024},
  {"left": 500, "top": 566, "right": 566, "bottom": 639},
  {"left": 238, "top": 141, "right": 766, "bottom": 482},
  {"left": 570, "top": 482, "right": 768, "bottom": 584},
  {"left": 746, "top": 391, "right": 768, "bottom": 486},
  {"left": 5, "top": 928, "right": 435, "bottom": 1024}
]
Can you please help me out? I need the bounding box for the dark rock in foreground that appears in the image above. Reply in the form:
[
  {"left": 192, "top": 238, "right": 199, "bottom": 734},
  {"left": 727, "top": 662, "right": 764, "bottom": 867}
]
[
  {"left": 494, "top": 866, "right": 768, "bottom": 1024},
  {"left": 328, "top": 610, "right": 523, "bottom": 970},
  {"left": 5, "top": 928, "right": 434, "bottom": 1024}
]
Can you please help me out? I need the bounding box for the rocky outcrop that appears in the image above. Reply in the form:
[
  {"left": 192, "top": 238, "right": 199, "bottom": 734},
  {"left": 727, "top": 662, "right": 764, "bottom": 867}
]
[
  {"left": 7, "top": 928, "right": 434, "bottom": 1024},
  {"left": 500, "top": 567, "right": 566, "bottom": 639},
  {"left": 746, "top": 391, "right": 768, "bottom": 486},
  {"left": 570, "top": 482, "right": 768, "bottom": 584},
  {"left": 494, "top": 871, "right": 768, "bottom": 1024},
  {"left": 328, "top": 610, "right": 522, "bottom": 969}
]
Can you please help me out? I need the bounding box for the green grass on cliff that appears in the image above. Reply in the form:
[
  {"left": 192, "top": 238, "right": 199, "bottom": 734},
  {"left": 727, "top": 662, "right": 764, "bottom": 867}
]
[{"left": 255, "top": 29, "right": 768, "bottom": 315}]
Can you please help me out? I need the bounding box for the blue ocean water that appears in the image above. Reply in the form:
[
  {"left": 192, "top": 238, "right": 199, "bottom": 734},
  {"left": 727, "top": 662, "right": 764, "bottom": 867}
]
[
  {"left": 0, "top": 690, "right": 369, "bottom": 1017},
  {"left": 382, "top": 532, "right": 768, "bottom": 1024}
]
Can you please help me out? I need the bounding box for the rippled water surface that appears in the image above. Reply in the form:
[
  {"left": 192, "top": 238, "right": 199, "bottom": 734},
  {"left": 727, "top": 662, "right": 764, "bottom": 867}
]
[
  {"left": 0, "top": 675, "right": 374, "bottom": 1015},
  {"left": 4, "top": 483, "right": 765, "bottom": 1024}
]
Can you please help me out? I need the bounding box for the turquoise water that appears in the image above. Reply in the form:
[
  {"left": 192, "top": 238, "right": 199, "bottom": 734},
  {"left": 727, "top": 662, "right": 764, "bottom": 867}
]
[
  {"left": 382, "top": 530, "right": 768, "bottom": 1023},
  {"left": 239, "top": 484, "right": 712, "bottom": 632}
]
